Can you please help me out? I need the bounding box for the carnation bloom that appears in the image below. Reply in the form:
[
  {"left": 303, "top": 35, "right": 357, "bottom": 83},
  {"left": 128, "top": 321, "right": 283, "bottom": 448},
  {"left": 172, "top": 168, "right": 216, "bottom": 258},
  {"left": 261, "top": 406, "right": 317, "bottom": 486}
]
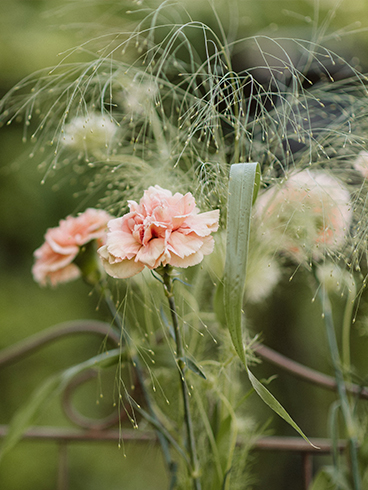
[
  {"left": 32, "top": 208, "right": 112, "bottom": 286},
  {"left": 254, "top": 170, "right": 352, "bottom": 263},
  {"left": 353, "top": 151, "right": 368, "bottom": 178},
  {"left": 98, "top": 186, "right": 220, "bottom": 279}
]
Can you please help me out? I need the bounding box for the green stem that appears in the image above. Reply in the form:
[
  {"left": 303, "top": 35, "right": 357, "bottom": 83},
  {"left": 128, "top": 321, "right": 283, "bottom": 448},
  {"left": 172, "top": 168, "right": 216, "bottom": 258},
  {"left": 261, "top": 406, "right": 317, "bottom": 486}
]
[
  {"left": 342, "top": 279, "right": 356, "bottom": 375},
  {"left": 98, "top": 282, "right": 178, "bottom": 489},
  {"left": 317, "top": 282, "right": 361, "bottom": 490},
  {"left": 161, "top": 265, "right": 202, "bottom": 490}
]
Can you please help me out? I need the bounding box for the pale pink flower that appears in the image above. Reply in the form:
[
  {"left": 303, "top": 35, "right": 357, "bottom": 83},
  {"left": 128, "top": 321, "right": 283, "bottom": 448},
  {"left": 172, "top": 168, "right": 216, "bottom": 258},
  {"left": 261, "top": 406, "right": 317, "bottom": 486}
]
[
  {"left": 98, "top": 186, "right": 220, "bottom": 279},
  {"left": 32, "top": 208, "right": 112, "bottom": 286},
  {"left": 353, "top": 151, "right": 368, "bottom": 178},
  {"left": 254, "top": 170, "right": 352, "bottom": 263}
]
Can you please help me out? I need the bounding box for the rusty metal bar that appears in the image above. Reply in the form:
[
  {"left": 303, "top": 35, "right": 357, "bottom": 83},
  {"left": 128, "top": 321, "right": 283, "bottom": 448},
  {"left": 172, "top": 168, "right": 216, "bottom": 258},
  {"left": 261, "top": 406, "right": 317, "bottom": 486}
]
[
  {"left": 0, "top": 424, "right": 348, "bottom": 453},
  {"left": 61, "top": 369, "right": 121, "bottom": 430},
  {"left": 0, "top": 425, "right": 348, "bottom": 490},
  {"left": 254, "top": 436, "right": 347, "bottom": 453},
  {"left": 254, "top": 343, "right": 368, "bottom": 399},
  {"left": 0, "top": 425, "right": 156, "bottom": 442},
  {"left": 0, "top": 320, "right": 120, "bottom": 368},
  {"left": 0, "top": 323, "right": 362, "bottom": 489},
  {"left": 57, "top": 442, "right": 69, "bottom": 490},
  {"left": 302, "top": 453, "right": 313, "bottom": 490},
  {"left": 2, "top": 321, "right": 367, "bottom": 401}
]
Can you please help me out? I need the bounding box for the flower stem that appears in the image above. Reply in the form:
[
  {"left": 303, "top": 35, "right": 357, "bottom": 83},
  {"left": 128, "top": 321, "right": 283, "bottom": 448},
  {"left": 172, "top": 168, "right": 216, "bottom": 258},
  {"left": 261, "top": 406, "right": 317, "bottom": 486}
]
[
  {"left": 342, "top": 278, "right": 356, "bottom": 376},
  {"left": 316, "top": 280, "right": 361, "bottom": 490},
  {"left": 98, "top": 282, "right": 178, "bottom": 489},
  {"left": 161, "top": 265, "right": 202, "bottom": 490}
]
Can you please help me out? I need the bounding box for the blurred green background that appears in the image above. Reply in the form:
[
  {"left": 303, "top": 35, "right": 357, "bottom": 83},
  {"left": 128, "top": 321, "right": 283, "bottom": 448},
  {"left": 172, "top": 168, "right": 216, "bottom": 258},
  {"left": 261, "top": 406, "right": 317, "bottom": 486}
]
[{"left": 2, "top": 1, "right": 368, "bottom": 489}]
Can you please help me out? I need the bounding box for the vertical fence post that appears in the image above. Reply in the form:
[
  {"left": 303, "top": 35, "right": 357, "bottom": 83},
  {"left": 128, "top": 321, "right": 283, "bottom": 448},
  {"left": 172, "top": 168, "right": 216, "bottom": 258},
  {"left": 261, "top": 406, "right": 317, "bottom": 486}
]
[
  {"left": 302, "top": 452, "right": 313, "bottom": 490},
  {"left": 58, "top": 441, "right": 69, "bottom": 490}
]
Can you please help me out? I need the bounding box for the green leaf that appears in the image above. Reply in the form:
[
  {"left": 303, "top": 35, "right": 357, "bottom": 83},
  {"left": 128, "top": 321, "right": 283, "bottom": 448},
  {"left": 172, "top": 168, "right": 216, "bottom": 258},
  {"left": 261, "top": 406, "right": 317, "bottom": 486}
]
[
  {"left": 252, "top": 163, "right": 261, "bottom": 204},
  {"left": 214, "top": 280, "right": 226, "bottom": 327},
  {"left": 223, "top": 162, "right": 315, "bottom": 447},
  {"left": 308, "top": 469, "right": 336, "bottom": 490},
  {"left": 224, "top": 162, "right": 259, "bottom": 364},
  {"left": 247, "top": 370, "right": 316, "bottom": 446},
  {"left": 0, "top": 374, "right": 62, "bottom": 461},
  {"left": 0, "top": 349, "right": 122, "bottom": 461},
  {"left": 216, "top": 415, "right": 235, "bottom": 473}
]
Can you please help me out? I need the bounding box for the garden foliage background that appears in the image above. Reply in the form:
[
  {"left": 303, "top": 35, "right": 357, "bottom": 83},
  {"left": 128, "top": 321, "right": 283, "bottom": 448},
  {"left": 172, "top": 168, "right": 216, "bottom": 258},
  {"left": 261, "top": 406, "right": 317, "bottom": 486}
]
[{"left": 2, "top": 0, "right": 368, "bottom": 489}]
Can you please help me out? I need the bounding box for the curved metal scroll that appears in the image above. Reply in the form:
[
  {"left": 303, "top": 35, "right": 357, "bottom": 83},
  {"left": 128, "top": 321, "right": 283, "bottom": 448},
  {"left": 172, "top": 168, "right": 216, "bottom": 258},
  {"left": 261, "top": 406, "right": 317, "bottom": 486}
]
[
  {"left": 1, "top": 321, "right": 368, "bottom": 436},
  {"left": 61, "top": 369, "right": 121, "bottom": 430},
  {"left": 0, "top": 320, "right": 121, "bottom": 368},
  {"left": 0, "top": 320, "right": 130, "bottom": 430},
  {"left": 1, "top": 324, "right": 367, "bottom": 490}
]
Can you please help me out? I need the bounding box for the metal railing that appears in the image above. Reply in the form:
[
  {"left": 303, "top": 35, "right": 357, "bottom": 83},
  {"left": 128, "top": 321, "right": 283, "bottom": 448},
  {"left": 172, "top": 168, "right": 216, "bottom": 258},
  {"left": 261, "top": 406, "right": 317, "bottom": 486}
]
[{"left": 0, "top": 321, "right": 365, "bottom": 490}]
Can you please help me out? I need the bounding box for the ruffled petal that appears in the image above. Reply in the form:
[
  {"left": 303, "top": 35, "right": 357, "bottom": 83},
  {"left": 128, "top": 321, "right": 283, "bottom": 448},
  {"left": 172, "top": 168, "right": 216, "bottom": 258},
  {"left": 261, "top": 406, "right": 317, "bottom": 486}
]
[
  {"left": 135, "top": 238, "right": 166, "bottom": 267},
  {"left": 167, "top": 231, "right": 204, "bottom": 258},
  {"left": 106, "top": 229, "right": 142, "bottom": 259},
  {"left": 181, "top": 210, "right": 220, "bottom": 236},
  {"left": 168, "top": 250, "right": 204, "bottom": 268},
  {"left": 99, "top": 187, "right": 219, "bottom": 277},
  {"left": 45, "top": 229, "right": 79, "bottom": 255},
  {"left": 168, "top": 236, "right": 214, "bottom": 268},
  {"left": 47, "top": 264, "right": 81, "bottom": 286},
  {"left": 103, "top": 259, "right": 144, "bottom": 279}
]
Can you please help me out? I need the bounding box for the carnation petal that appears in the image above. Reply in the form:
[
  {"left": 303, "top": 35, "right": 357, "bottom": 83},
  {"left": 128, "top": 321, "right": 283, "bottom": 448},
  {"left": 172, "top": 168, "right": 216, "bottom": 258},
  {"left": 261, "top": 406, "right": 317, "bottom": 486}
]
[
  {"left": 101, "top": 256, "right": 145, "bottom": 279},
  {"left": 32, "top": 261, "right": 80, "bottom": 286},
  {"left": 32, "top": 208, "right": 112, "bottom": 287},
  {"left": 167, "top": 231, "right": 204, "bottom": 258},
  {"left": 99, "top": 187, "right": 219, "bottom": 277},
  {"left": 106, "top": 229, "right": 141, "bottom": 259},
  {"left": 168, "top": 250, "right": 204, "bottom": 268},
  {"left": 45, "top": 229, "right": 79, "bottom": 255},
  {"left": 98, "top": 246, "right": 144, "bottom": 278},
  {"left": 136, "top": 238, "right": 166, "bottom": 267},
  {"left": 48, "top": 264, "right": 81, "bottom": 286},
  {"left": 182, "top": 210, "right": 220, "bottom": 236},
  {"left": 197, "top": 235, "right": 215, "bottom": 256}
]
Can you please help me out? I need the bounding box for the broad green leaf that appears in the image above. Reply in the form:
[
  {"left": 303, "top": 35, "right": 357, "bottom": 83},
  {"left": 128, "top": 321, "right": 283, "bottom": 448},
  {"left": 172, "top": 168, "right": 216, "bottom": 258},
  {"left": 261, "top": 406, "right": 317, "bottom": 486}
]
[
  {"left": 224, "top": 162, "right": 315, "bottom": 447},
  {"left": 224, "top": 162, "right": 259, "bottom": 364},
  {"left": 0, "top": 349, "right": 122, "bottom": 461},
  {"left": 213, "top": 280, "right": 226, "bottom": 327},
  {"left": 252, "top": 163, "right": 261, "bottom": 204}
]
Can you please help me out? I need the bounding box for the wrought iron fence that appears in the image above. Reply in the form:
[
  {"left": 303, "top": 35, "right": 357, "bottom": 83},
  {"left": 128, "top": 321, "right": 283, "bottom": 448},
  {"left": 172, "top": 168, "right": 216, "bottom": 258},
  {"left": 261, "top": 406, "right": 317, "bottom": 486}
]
[{"left": 0, "top": 321, "right": 365, "bottom": 490}]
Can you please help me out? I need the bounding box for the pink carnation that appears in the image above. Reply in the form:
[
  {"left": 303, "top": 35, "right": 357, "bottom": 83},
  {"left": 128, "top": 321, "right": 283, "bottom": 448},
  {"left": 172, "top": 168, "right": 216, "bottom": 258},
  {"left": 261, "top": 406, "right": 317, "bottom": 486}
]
[
  {"left": 32, "top": 208, "right": 112, "bottom": 286},
  {"left": 98, "top": 186, "right": 220, "bottom": 279},
  {"left": 254, "top": 170, "right": 352, "bottom": 263},
  {"left": 353, "top": 151, "right": 368, "bottom": 178}
]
